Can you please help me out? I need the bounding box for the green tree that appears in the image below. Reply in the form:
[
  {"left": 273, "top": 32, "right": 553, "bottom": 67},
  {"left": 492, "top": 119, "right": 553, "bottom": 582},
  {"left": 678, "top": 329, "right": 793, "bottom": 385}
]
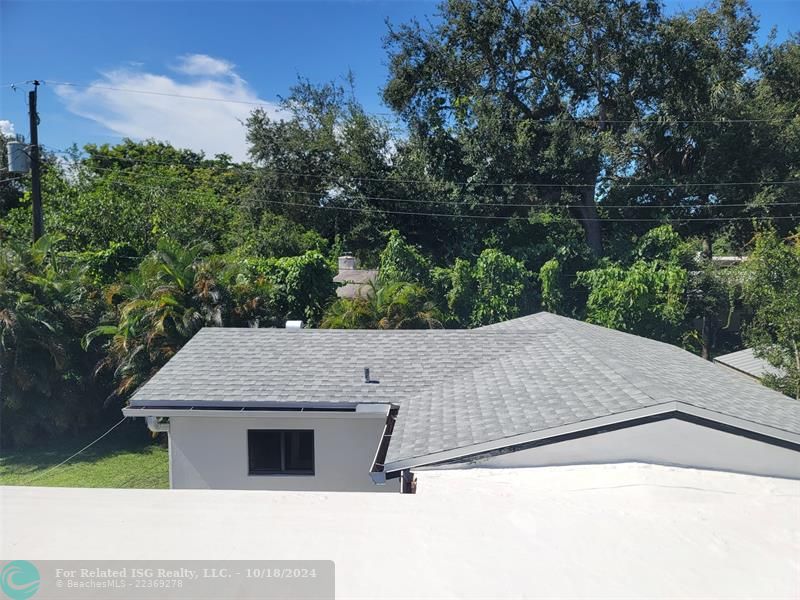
[
  {"left": 322, "top": 280, "right": 442, "bottom": 329},
  {"left": 0, "top": 235, "right": 102, "bottom": 446},
  {"left": 230, "top": 211, "right": 328, "bottom": 259},
  {"left": 384, "top": 0, "right": 666, "bottom": 256},
  {"left": 617, "top": 0, "right": 773, "bottom": 256},
  {"left": 86, "top": 240, "right": 233, "bottom": 399},
  {"left": 378, "top": 229, "right": 432, "bottom": 286},
  {"left": 740, "top": 229, "right": 800, "bottom": 399},
  {"left": 471, "top": 249, "right": 536, "bottom": 326},
  {"left": 539, "top": 258, "right": 563, "bottom": 314},
  {"left": 576, "top": 260, "right": 687, "bottom": 342},
  {"left": 576, "top": 226, "right": 690, "bottom": 342},
  {"left": 441, "top": 249, "right": 537, "bottom": 327},
  {"left": 442, "top": 258, "right": 476, "bottom": 325},
  {"left": 252, "top": 251, "right": 337, "bottom": 326},
  {"left": 746, "top": 33, "right": 800, "bottom": 242},
  {"left": 246, "top": 76, "right": 397, "bottom": 254},
  {"left": 3, "top": 140, "right": 247, "bottom": 255},
  {"left": 320, "top": 295, "right": 379, "bottom": 330},
  {"left": 683, "top": 264, "right": 740, "bottom": 360}
]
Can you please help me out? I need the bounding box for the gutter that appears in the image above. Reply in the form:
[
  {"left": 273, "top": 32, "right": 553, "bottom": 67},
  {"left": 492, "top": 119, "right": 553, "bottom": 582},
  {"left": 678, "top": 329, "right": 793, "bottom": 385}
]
[
  {"left": 369, "top": 406, "right": 399, "bottom": 485},
  {"left": 122, "top": 405, "right": 389, "bottom": 420}
]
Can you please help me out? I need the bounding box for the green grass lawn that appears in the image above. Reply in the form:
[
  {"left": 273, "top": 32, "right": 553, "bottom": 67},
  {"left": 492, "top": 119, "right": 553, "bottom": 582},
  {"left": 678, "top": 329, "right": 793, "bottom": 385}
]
[{"left": 0, "top": 420, "right": 169, "bottom": 488}]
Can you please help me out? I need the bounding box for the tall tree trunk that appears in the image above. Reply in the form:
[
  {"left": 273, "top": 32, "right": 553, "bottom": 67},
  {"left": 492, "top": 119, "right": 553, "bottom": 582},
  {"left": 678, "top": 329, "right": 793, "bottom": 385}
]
[
  {"left": 701, "top": 231, "right": 713, "bottom": 261},
  {"left": 581, "top": 33, "right": 606, "bottom": 260},
  {"left": 700, "top": 316, "right": 712, "bottom": 361},
  {"left": 700, "top": 194, "right": 713, "bottom": 261},
  {"left": 578, "top": 186, "right": 604, "bottom": 257}
]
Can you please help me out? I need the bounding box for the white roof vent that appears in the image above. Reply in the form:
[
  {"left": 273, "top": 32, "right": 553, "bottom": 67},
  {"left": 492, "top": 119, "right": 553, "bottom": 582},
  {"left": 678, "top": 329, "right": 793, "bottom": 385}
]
[{"left": 285, "top": 320, "right": 303, "bottom": 330}]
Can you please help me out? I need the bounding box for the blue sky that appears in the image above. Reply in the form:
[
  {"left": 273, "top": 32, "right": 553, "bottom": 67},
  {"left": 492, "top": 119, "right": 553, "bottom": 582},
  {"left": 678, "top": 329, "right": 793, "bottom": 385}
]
[{"left": 1, "top": 0, "right": 797, "bottom": 161}]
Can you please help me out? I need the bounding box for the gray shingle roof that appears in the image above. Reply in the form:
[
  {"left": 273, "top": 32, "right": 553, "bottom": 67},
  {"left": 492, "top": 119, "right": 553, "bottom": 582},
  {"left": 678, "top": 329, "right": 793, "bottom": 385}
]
[
  {"left": 333, "top": 269, "right": 378, "bottom": 298},
  {"left": 714, "top": 348, "right": 784, "bottom": 380},
  {"left": 128, "top": 312, "right": 800, "bottom": 467},
  {"left": 333, "top": 269, "right": 378, "bottom": 284},
  {"left": 128, "top": 329, "right": 540, "bottom": 406},
  {"left": 335, "top": 282, "right": 374, "bottom": 299}
]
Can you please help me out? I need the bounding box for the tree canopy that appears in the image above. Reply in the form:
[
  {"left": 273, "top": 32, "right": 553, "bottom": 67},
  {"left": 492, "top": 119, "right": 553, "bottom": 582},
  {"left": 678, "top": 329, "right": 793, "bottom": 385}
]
[{"left": 1, "top": 0, "right": 798, "bottom": 447}]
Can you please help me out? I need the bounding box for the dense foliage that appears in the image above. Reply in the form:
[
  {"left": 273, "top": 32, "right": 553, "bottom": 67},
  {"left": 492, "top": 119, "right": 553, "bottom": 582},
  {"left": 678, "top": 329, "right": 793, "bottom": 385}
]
[
  {"left": 740, "top": 230, "right": 800, "bottom": 399},
  {"left": 1, "top": 0, "right": 798, "bottom": 446},
  {"left": 0, "top": 236, "right": 103, "bottom": 446}
]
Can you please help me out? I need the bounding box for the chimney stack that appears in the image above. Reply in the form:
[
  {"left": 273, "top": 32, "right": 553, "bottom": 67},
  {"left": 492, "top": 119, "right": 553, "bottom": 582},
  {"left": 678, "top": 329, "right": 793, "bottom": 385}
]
[{"left": 338, "top": 255, "right": 357, "bottom": 271}]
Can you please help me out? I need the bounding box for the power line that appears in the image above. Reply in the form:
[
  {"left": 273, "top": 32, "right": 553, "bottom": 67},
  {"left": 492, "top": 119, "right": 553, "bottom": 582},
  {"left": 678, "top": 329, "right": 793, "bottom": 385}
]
[
  {"left": 0, "top": 81, "right": 31, "bottom": 89},
  {"left": 79, "top": 175, "right": 799, "bottom": 223},
  {"left": 43, "top": 146, "right": 800, "bottom": 190},
  {"left": 242, "top": 197, "right": 800, "bottom": 223},
  {"left": 26, "top": 80, "right": 799, "bottom": 124},
  {"left": 22, "top": 417, "right": 129, "bottom": 485},
  {"left": 89, "top": 169, "right": 800, "bottom": 211}
]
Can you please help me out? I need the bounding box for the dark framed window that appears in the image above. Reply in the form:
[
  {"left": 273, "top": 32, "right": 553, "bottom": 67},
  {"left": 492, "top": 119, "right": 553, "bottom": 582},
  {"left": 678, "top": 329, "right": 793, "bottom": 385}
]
[{"left": 248, "top": 430, "right": 314, "bottom": 475}]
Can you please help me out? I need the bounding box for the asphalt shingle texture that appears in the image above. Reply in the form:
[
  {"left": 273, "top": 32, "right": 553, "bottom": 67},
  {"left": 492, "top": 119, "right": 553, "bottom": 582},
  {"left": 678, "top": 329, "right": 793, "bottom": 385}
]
[
  {"left": 128, "top": 312, "right": 800, "bottom": 466},
  {"left": 714, "top": 348, "right": 784, "bottom": 379}
]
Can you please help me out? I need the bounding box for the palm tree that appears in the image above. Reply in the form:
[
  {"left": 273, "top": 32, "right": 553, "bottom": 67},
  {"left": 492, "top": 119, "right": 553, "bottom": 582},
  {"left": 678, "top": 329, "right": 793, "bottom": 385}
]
[
  {"left": 87, "top": 239, "right": 284, "bottom": 401},
  {"left": 1, "top": 235, "right": 100, "bottom": 446},
  {"left": 85, "top": 239, "right": 225, "bottom": 399},
  {"left": 322, "top": 280, "right": 442, "bottom": 329},
  {"left": 320, "top": 295, "right": 377, "bottom": 329}
]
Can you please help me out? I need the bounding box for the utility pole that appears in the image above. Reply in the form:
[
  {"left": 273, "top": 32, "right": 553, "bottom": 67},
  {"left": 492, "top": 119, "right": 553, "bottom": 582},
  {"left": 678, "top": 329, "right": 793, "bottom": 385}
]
[{"left": 28, "top": 80, "right": 44, "bottom": 242}]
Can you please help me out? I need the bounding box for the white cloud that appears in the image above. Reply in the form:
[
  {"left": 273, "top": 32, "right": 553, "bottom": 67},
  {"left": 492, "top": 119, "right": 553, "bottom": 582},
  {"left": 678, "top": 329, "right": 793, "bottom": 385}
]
[
  {"left": 173, "top": 54, "right": 235, "bottom": 77},
  {"left": 54, "top": 56, "right": 283, "bottom": 161},
  {"left": 0, "top": 120, "right": 15, "bottom": 137}
]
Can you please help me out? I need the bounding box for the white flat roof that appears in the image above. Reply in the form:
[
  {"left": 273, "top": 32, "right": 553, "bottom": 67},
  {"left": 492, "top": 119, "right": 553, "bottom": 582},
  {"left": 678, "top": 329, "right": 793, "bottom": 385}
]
[{"left": 2, "top": 463, "right": 799, "bottom": 599}]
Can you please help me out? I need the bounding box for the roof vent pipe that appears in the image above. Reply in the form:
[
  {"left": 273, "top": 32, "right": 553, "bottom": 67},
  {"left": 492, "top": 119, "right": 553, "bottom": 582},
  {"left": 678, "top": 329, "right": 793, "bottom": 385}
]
[
  {"left": 285, "top": 320, "right": 303, "bottom": 329},
  {"left": 364, "top": 368, "right": 379, "bottom": 384}
]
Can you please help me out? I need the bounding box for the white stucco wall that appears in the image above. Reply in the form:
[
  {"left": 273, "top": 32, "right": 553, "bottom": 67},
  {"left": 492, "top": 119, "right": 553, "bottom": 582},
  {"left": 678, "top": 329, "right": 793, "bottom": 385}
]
[
  {"left": 168, "top": 413, "right": 399, "bottom": 492},
  {"left": 446, "top": 418, "right": 800, "bottom": 479}
]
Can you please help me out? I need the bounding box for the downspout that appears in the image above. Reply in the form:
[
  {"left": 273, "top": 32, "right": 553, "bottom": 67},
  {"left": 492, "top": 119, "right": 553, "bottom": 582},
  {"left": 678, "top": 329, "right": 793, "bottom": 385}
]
[{"left": 400, "top": 470, "right": 417, "bottom": 494}]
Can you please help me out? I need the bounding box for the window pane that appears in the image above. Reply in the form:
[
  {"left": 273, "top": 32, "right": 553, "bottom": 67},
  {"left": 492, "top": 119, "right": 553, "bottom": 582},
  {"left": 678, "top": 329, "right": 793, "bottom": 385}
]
[
  {"left": 284, "top": 430, "right": 314, "bottom": 473},
  {"left": 248, "top": 430, "right": 282, "bottom": 473}
]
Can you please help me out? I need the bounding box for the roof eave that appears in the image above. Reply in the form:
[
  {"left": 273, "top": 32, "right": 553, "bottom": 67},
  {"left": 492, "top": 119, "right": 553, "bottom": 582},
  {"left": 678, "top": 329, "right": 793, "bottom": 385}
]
[{"left": 383, "top": 401, "right": 800, "bottom": 474}]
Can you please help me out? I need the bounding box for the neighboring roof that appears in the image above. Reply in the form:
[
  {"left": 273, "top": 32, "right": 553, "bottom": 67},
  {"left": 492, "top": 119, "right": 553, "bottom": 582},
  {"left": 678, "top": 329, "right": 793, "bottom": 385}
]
[
  {"left": 712, "top": 255, "right": 747, "bottom": 267},
  {"left": 333, "top": 268, "right": 378, "bottom": 284},
  {"left": 333, "top": 269, "right": 378, "bottom": 298},
  {"left": 5, "top": 464, "right": 799, "bottom": 599},
  {"left": 335, "top": 281, "right": 374, "bottom": 299},
  {"left": 714, "top": 348, "right": 784, "bottom": 380},
  {"left": 128, "top": 312, "right": 800, "bottom": 469}
]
